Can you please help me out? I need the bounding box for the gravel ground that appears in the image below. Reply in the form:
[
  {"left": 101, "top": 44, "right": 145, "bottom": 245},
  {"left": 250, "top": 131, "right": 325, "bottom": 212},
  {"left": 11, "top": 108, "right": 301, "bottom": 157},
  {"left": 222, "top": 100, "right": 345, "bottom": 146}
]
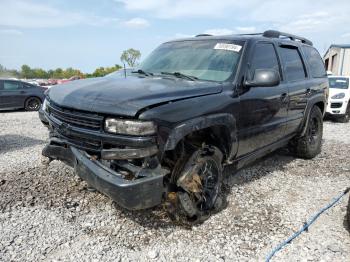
[{"left": 0, "top": 111, "right": 349, "bottom": 261}]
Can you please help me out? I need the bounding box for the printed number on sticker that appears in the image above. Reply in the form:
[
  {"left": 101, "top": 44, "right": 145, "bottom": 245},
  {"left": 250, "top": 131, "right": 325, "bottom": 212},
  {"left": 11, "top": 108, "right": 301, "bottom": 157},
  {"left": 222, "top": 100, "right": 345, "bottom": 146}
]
[{"left": 214, "top": 43, "right": 242, "bottom": 52}]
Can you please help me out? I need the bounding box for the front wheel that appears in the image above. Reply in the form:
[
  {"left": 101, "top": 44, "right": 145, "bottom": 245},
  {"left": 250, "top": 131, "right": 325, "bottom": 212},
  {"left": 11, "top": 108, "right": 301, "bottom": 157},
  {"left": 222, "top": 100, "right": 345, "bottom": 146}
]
[
  {"left": 289, "top": 106, "right": 323, "bottom": 159},
  {"left": 25, "top": 97, "right": 41, "bottom": 111},
  {"left": 166, "top": 145, "right": 224, "bottom": 224}
]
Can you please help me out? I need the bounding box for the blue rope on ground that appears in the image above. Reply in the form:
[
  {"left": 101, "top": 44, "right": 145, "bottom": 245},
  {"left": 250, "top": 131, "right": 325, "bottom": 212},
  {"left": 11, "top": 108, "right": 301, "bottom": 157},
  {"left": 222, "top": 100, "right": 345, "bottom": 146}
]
[{"left": 265, "top": 187, "right": 350, "bottom": 262}]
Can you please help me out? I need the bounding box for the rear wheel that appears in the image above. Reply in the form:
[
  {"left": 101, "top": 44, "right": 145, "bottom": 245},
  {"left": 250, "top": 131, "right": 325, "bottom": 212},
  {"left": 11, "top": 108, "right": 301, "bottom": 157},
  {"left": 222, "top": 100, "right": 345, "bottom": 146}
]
[
  {"left": 165, "top": 145, "right": 224, "bottom": 224},
  {"left": 289, "top": 106, "right": 323, "bottom": 159},
  {"left": 25, "top": 97, "right": 41, "bottom": 111},
  {"left": 338, "top": 103, "right": 350, "bottom": 123}
]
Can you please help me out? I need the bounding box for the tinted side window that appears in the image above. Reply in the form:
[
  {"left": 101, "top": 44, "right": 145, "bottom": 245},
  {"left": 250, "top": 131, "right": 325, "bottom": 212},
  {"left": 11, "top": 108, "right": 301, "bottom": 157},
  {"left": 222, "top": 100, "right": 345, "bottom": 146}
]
[
  {"left": 3, "top": 81, "right": 22, "bottom": 90},
  {"left": 0, "top": 80, "right": 3, "bottom": 90},
  {"left": 302, "top": 46, "right": 326, "bottom": 78},
  {"left": 279, "top": 46, "right": 306, "bottom": 81},
  {"left": 250, "top": 43, "right": 280, "bottom": 78}
]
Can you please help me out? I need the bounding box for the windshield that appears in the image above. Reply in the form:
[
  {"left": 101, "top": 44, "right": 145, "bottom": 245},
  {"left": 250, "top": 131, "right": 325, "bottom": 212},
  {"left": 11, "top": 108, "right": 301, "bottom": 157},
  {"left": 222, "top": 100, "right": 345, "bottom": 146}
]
[
  {"left": 139, "top": 40, "right": 244, "bottom": 82},
  {"left": 329, "top": 77, "right": 349, "bottom": 89}
]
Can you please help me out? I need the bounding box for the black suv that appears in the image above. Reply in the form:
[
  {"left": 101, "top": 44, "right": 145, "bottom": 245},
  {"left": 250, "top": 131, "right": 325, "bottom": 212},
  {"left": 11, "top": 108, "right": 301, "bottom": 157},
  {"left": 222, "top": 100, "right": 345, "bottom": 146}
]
[{"left": 39, "top": 30, "right": 328, "bottom": 223}]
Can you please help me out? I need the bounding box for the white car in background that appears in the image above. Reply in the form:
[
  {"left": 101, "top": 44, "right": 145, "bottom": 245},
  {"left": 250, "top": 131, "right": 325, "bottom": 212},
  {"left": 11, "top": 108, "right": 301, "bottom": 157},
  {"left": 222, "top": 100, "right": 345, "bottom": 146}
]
[{"left": 326, "top": 76, "right": 350, "bottom": 122}]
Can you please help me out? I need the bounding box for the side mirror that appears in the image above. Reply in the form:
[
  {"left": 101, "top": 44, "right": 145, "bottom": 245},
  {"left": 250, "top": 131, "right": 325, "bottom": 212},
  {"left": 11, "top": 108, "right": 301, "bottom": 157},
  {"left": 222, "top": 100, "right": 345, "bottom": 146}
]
[{"left": 245, "top": 69, "right": 280, "bottom": 87}]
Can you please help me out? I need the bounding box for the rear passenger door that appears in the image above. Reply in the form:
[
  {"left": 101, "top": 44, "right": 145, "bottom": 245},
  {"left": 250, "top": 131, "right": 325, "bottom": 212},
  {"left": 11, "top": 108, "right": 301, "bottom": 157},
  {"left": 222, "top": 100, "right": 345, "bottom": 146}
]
[
  {"left": 277, "top": 45, "right": 308, "bottom": 135},
  {"left": 301, "top": 45, "right": 328, "bottom": 107},
  {"left": 237, "top": 42, "right": 288, "bottom": 156},
  {"left": 1, "top": 80, "right": 25, "bottom": 109}
]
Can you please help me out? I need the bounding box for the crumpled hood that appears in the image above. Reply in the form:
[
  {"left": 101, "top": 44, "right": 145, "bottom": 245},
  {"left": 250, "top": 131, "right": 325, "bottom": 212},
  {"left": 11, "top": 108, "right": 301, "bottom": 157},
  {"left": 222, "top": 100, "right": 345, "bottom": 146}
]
[{"left": 47, "top": 76, "right": 223, "bottom": 117}]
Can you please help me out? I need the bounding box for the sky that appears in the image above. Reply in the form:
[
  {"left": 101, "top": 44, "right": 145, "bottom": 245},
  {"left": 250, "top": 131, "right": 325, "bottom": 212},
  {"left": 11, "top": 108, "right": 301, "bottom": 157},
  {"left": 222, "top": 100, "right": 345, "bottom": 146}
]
[{"left": 0, "top": 0, "right": 350, "bottom": 73}]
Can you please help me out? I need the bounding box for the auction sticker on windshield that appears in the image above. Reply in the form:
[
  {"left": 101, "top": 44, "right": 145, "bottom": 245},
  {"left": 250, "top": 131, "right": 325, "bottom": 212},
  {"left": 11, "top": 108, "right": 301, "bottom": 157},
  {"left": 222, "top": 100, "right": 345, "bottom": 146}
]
[{"left": 214, "top": 43, "right": 242, "bottom": 52}]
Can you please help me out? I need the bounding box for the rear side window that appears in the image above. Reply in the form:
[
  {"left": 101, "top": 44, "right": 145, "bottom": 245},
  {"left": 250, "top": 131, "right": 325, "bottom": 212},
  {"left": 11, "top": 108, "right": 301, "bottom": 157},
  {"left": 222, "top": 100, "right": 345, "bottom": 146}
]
[
  {"left": 249, "top": 43, "right": 280, "bottom": 78},
  {"left": 302, "top": 46, "right": 326, "bottom": 78},
  {"left": 24, "top": 83, "right": 34, "bottom": 89},
  {"left": 278, "top": 46, "right": 306, "bottom": 81},
  {"left": 3, "top": 81, "right": 22, "bottom": 90}
]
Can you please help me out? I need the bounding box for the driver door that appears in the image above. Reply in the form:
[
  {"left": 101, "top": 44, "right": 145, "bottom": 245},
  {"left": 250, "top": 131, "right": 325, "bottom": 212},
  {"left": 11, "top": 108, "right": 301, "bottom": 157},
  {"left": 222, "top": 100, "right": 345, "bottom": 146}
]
[{"left": 237, "top": 42, "right": 288, "bottom": 156}]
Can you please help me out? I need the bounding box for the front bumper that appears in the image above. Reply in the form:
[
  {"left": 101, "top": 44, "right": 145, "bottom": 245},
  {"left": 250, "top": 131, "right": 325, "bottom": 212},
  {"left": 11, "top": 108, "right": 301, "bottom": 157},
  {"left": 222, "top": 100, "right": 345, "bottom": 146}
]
[
  {"left": 326, "top": 99, "right": 348, "bottom": 116},
  {"left": 42, "top": 143, "right": 167, "bottom": 210},
  {"left": 39, "top": 103, "right": 158, "bottom": 159},
  {"left": 39, "top": 108, "right": 49, "bottom": 126}
]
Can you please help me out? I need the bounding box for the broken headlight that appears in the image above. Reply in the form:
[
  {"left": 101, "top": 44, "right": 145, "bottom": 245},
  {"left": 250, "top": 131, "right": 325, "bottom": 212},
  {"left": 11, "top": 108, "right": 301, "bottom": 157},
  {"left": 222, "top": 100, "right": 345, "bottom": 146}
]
[{"left": 104, "top": 118, "right": 157, "bottom": 136}]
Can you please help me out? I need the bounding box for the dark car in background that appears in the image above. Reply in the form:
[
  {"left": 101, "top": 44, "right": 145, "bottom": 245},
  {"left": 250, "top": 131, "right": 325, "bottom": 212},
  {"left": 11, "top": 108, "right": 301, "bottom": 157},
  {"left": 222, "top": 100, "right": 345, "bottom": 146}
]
[{"left": 0, "top": 79, "right": 46, "bottom": 111}]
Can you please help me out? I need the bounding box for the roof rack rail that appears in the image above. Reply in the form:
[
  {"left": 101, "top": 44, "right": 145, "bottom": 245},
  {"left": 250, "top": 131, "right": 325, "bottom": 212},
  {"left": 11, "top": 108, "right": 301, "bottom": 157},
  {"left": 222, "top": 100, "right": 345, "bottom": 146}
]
[
  {"left": 263, "top": 30, "right": 313, "bottom": 46},
  {"left": 195, "top": 34, "right": 212, "bottom": 37}
]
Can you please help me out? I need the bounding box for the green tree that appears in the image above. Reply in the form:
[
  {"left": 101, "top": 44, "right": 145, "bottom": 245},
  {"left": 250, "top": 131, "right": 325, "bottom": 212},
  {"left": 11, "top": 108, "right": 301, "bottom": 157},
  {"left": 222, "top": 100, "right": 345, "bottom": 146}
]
[
  {"left": 120, "top": 48, "right": 141, "bottom": 67},
  {"left": 89, "top": 65, "right": 122, "bottom": 78},
  {"left": 1, "top": 64, "right": 124, "bottom": 79},
  {"left": 47, "top": 69, "right": 54, "bottom": 78},
  {"left": 33, "top": 68, "right": 48, "bottom": 79},
  {"left": 92, "top": 67, "right": 105, "bottom": 77},
  {"left": 21, "top": 64, "right": 33, "bottom": 79},
  {"left": 52, "top": 68, "right": 63, "bottom": 79}
]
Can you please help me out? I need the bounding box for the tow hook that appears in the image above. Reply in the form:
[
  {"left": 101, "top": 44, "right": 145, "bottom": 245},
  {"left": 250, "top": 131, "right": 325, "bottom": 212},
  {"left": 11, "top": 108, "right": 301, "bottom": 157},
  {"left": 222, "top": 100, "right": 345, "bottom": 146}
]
[{"left": 41, "top": 156, "right": 52, "bottom": 167}]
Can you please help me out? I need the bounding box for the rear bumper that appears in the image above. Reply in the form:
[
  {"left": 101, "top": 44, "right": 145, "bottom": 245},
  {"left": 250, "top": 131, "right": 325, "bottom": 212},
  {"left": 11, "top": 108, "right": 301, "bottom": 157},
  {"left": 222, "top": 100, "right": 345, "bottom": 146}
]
[{"left": 42, "top": 143, "right": 167, "bottom": 210}]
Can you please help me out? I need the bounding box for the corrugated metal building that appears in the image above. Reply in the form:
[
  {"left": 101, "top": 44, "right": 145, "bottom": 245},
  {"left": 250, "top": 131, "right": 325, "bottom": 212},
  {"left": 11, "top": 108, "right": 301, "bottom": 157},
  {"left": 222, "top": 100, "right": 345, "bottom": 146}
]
[{"left": 323, "top": 44, "right": 350, "bottom": 76}]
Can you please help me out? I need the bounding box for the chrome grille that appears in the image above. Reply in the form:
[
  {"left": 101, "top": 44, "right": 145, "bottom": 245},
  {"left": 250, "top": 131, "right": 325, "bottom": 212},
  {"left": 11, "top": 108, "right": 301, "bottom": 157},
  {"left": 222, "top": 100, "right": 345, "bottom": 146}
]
[{"left": 48, "top": 102, "right": 103, "bottom": 130}]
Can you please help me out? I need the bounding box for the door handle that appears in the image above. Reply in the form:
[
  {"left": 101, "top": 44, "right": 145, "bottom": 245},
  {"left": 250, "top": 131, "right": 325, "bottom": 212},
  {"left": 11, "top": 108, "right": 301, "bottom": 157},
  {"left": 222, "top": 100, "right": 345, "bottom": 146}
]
[{"left": 280, "top": 93, "right": 288, "bottom": 103}]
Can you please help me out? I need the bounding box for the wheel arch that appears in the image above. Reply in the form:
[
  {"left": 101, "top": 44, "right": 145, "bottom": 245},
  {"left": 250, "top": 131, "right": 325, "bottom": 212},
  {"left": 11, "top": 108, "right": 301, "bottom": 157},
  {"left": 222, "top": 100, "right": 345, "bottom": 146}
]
[
  {"left": 24, "top": 95, "right": 42, "bottom": 107},
  {"left": 163, "top": 113, "right": 238, "bottom": 162},
  {"left": 300, "top": 95, "right": 326, "bottom": 137},
  {"left": 314, "top": 101, "right": 325, "bottom": 115}
]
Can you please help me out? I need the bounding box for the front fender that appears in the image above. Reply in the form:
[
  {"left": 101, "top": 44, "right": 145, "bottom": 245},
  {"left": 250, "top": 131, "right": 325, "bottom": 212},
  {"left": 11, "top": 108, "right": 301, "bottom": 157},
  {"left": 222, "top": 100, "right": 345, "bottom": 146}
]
[{"left": 164, "top": 113, "right": 238, "bottom": 159}]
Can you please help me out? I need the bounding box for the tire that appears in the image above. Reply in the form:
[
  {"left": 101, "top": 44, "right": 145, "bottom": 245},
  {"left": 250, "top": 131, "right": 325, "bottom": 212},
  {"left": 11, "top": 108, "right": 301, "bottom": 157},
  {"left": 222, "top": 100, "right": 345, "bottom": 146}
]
[
  {"left": 338, "top": 103, "right": 350, "bottom": 123},
  {"left": 25, "top": 97, "right": 41, "bottom": 111},
  {"left": 289, "top": 106, "right": 323, "bottom": 159},
  {"left": 166, "top": 145, "right": 224, "bottom": 224}
]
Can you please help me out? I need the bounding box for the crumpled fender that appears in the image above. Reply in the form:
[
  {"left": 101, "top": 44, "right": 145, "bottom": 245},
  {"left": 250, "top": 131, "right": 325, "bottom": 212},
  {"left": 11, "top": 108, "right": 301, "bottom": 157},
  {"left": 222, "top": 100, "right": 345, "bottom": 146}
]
[{"left": 163, "top": 113, "right": 238, "bottom": 160}]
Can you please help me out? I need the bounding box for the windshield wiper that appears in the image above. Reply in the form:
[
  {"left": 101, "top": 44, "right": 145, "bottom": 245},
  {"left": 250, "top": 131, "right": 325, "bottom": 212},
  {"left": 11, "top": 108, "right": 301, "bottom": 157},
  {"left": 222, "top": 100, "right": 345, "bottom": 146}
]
[
  {"left": 132, "top": 69, "right": 154, "bottom": 76},
  {"left": 161, "top": 71, "right": 198, "bottom": 81}
]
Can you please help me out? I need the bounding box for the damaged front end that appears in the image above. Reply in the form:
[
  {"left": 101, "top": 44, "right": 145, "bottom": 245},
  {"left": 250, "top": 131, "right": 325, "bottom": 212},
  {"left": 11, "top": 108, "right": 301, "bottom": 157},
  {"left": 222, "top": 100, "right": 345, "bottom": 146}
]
[{"left": 39, "top": 100, "right": 169, "bottom": 210}]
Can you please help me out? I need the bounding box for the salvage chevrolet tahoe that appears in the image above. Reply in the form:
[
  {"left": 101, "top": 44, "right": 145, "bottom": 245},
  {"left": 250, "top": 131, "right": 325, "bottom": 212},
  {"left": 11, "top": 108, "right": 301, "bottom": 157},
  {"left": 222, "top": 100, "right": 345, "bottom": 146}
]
[{"left": 39, "top": 30, "right": 328, "bottom": 223}]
